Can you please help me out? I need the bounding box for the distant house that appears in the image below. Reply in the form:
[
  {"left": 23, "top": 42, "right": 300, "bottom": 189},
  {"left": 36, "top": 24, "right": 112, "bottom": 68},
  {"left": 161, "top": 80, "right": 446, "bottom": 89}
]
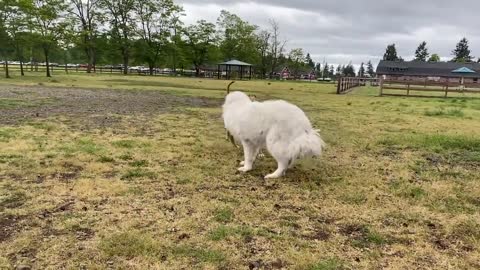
[
  {"left": 301, "top": 68, "right": 317, "bottom": 80},
  {"left": 376, "top": 60, "right": 480, "bottom": 83},
  {"left": 273, "top": 66, "right": 316, "bottom": 80},
  {"left": 280, "top": 67, "right": 291, "bottom": 79}
]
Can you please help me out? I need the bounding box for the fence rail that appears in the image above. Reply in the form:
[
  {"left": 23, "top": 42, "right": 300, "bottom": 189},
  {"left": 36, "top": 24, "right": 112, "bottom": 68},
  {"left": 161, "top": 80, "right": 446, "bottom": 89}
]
[
  {"left": 379, "top": 78, "right": 480, "bottom": 97},
  {"left": 336, "top": 77, "right": 378, "bottom": 94},
  {"left": 0, "top": 64, "right": 203, "bottom": 77},
  {"left": 337, "top": 77, "right": 362, "bottom": 94}
]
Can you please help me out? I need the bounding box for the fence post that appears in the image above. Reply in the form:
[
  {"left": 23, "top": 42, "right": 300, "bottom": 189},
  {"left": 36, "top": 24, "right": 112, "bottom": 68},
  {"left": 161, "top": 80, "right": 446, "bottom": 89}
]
[
  {"left": 407, "top": 83, "right": 410, "bottom": 96},
  {"left": 337, "top": 77, "right": 342, "bottom": 94},
  {"left": 379, "top": 76, "right": 384, "bottom": 96},
  {"left": 445, "top": 79, "right": 449, "bottom": 98}
]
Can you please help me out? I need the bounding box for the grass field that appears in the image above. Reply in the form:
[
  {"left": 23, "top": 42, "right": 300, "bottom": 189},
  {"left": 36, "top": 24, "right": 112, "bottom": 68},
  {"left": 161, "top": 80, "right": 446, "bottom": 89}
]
[{"left": 0, "top": 73, "right": 479, "bottom": 269}]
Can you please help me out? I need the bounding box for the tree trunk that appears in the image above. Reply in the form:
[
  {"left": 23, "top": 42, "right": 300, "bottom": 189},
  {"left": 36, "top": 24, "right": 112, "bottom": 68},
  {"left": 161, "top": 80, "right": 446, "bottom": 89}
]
[
  {"left": 44, "top": 48, "right": 51, "bottom": 77},
  {"left": 4, "top": 59, "right": 10, "bottom": 78},
  {"left": 195, "top": 67, "right": 200, "bottom": 77},
  {"left": 149, "top": 63, "right": 154, "bottom": 76},
  {"left": 86, "top": 47, "right": 95, "bottom": 73},
  {"left": 20, "top": 60, "right": 24, "bottom": 76},
  {"left": 123, "top": 52, "right": 128, "bottom": 75}
]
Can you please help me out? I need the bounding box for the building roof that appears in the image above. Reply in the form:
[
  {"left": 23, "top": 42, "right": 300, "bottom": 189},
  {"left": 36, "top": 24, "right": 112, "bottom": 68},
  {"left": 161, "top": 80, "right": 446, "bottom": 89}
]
[
  {"left": 376, "top": 60, "right": 480, "bottom": 78},
  {"left": 452, "top": 67, "right": 476, "bottom": 73},
  {"left": 218, "top": 59, "right": 252, "bottom": 66}
]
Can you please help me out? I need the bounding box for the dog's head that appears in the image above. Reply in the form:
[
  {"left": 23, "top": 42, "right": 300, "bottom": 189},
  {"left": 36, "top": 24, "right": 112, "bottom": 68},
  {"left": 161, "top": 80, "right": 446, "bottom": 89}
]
[{"left": 224, "top": 91, "right": 251, "bottom": 107}]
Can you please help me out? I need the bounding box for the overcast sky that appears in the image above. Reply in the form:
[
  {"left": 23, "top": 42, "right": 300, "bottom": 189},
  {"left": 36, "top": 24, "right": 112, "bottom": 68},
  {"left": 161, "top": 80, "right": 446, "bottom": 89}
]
[{"left": 177, "top": 0, "right": 480, "bottom": 67}]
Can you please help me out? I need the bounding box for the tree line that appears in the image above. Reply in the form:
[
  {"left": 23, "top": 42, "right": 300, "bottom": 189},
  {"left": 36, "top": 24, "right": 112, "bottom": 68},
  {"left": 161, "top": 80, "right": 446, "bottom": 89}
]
[
  {"left": 383, "top": 37, "right": 476, "bottom": 63},
  {"left": 0, "top": 0, "right": 376, "bottom": 79}
]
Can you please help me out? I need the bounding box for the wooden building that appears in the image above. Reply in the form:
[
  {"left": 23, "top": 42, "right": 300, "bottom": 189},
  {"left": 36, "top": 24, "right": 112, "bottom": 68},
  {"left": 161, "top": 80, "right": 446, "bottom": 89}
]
[{"left": 376, "top": 60, "right": 480, "bottom": 83}]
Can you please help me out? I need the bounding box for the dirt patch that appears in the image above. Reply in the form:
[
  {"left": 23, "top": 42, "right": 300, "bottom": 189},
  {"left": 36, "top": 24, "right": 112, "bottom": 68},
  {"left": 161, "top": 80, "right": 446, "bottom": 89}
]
[
  {"left": 0, "top": 85, "right": 222, "bottom": 127},
  {"left": 50, "top": 163, "right": 84, "bottom": 182},
  {"left": 74, "top": 227, "right": 95, "bottom": 241},
  {"left": 38, "top": 200, "right": 75, "bottom": 219},
  {"left": 303, "top": 228, "right": 331, "bottom": 241},
  {"left": 0, "top": 215, "right": 23, "bottom": 242}
]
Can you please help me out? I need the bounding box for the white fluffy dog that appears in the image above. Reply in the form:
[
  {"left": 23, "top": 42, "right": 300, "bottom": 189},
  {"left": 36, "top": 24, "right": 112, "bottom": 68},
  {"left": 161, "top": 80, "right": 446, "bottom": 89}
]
[{"left": 222, "top": 91, "right": 326, "bottom": 179}]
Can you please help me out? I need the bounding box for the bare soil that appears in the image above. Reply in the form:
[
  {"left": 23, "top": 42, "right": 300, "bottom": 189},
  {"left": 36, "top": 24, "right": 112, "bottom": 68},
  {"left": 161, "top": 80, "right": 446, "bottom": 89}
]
[{"left": 0, "top": 85, "right": 222, "bottom": 127}]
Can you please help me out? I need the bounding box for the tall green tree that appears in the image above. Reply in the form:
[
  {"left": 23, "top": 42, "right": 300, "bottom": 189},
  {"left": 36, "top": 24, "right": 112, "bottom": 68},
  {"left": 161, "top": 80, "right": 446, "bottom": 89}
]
[
  {"left": 182, "top": 20, "right": 216, "bottom": 76},
  {"left": 383, "top": 43, "right": 399, "bottom": 61},
  {"left": 100, "top": 0, "right": 136, "bottom": 74},
  {"left": 343, "top": 63, "right": 355, "bottom": 77},
  {"left": 314, "top": 62, "right": 321, "bottom": 76},
  {"left": 322, "top": 62, "right": 329, "bottom": 79},
  {"left": 358, "top": 62, "right": 365, "bottom": 77},
  {"left": 328, "top": 65, "right": 334, "bottom": 78},
  {"left": 366, "top": 61, "right": 375, "bottom": 77},
  {"left": 452, "top": 37, "right": 473, "bottom": 63},
  {"left": 414, "top": 41, "right": 429, "bottom": 61},
  {"left": 134, "top": 0, "right": 182, "bottom": 75},
  {"left": 268, "top": 19, "right": 286, "bottom": 77},
  {"left": 68, "top": 0, "right": 102, "bottom": 73},
  {"left": 288, "top": 48, "right": 305, "bottom": 78},
  {"left": 305, "top": 53, "right": 314, "bottom": 69},
  {"left": 256, "top": 29, "right": 271, "bottom": 78},
  {"left": 4, "top": 0, "right": 32, "bottom": 76},
  {"left": 170, "top": 12, "right": 183, "bottom": 74},
  {"left": 0, "top": 0, "right": 16, "bottom": 78},
  {"left": 217, "top": 10, "right": 258, "bottom": 64},
  {"left": 428, "top": 53, "right": 440, "bottom": 62},
  {"left": 25, "top": 0, "right": 68, "bottom": 77}
]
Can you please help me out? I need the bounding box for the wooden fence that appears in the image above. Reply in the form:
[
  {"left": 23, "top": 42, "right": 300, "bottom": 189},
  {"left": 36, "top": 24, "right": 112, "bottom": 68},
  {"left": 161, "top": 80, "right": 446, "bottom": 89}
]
[
  {"left": 337, "top": 77, "right": 362, "bottom": 94},
  {"left": 379, "top": 78, "right": 480, "bottom": 97},
  {"left": 0, "top": 64, "right": 202, "bottom": 77},
  {"left": 336, "top": 77, "right": 379, "bottom": 94}
]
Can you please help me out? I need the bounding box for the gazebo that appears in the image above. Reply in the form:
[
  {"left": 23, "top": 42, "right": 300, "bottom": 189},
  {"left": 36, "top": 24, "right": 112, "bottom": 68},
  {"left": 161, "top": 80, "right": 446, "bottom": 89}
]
[
  {"left": 452, "top": 67, "right": 476, "bottom": 85},
  {"left": 217, "top": 60, "right": 253, "bottom": 80}
]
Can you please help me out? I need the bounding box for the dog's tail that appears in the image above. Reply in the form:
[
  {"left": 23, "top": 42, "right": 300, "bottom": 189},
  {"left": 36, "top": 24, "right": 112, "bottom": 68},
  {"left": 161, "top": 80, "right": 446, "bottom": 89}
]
[{"left": 289, "top": 129, "right": 326, "bottom": 159}]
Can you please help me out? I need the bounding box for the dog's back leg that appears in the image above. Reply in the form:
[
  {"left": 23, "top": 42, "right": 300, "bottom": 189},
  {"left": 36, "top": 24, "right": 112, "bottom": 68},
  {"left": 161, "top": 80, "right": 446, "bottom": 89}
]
[
  {"left": 264, "top": 157, "right": 289, "bottom": 179},
  {"left": 264, "top": 131, "right": 291, "bottom": 179}
]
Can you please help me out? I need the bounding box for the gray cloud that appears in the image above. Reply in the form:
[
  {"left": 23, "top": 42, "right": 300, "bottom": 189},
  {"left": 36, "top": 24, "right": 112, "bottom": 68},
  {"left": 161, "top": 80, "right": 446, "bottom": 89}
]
[{"left": 177, "top": 0, "right": 480, "bottom": 67}]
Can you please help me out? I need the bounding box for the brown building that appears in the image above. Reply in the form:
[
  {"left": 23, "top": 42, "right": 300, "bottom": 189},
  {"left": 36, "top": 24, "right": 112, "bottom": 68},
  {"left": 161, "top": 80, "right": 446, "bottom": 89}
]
[{"left": 376, "top": 60, "right": 480, "bottom": 84}]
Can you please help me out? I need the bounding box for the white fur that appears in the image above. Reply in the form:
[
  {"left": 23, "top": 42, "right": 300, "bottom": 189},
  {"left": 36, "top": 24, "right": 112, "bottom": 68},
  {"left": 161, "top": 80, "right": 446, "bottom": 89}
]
[{"left": 222, "top": 91, "right": 326, "bottom": 179}]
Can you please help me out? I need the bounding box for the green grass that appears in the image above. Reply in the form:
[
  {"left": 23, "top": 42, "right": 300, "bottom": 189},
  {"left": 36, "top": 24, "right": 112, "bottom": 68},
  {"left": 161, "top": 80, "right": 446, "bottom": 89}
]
[
  {"left": 121, "top": 168, "right": 156, "bottom": 180},
  {"left": 208, "top": 225, "right": 253, "bottom": 241},
  {"left": 213, "top": 207, "right": 234, "bottom": 223},
  {"left": 380, "top": 134, "right": 480, "bottom": 152},
  {"left": 0, "top": 73, "right": 479, "bottom": 269},
  {"left": 307, "top": 258, "right": 345, "bottom": 270},
  {"left": 99, "top": 231, "right": 163, "bottom": 258},
  {"left": 424, "top": 108, "right": 465, "bottom": 117},
  {"left": 172, "top": 246, "right": 226, "bottom": 264},
  {"left": 0, "top": 190, "right": 28, "bottom": 209},
  {"left": 112, "top": 140, "right": 137, "bottom": 149},
  {"left": 0, "top": 128, "right": 17, "bottom": 142}
]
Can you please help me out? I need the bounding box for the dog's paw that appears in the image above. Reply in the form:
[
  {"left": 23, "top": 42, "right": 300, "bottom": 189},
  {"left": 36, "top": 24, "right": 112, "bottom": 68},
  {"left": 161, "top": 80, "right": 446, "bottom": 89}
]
[
  {"left": 264, "top": 172, "right": 282, "bottom": 179},
  {"left": 239, "top": 160, "right": 245, "bottom": 166},
  {"left": 238, "top": 166, "right": 252, "bottom": 173}
]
